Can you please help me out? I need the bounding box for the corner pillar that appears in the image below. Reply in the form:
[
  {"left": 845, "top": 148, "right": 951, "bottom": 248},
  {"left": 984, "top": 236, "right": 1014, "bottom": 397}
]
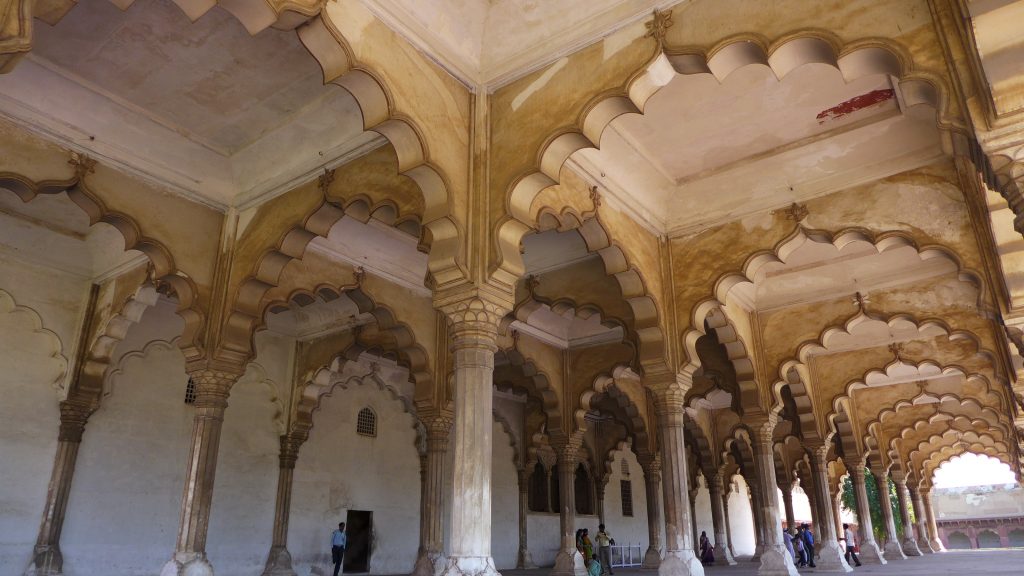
[
  {"left": 848, "top": 467, "right": 885, "bottom": 564},
  {"left": 640, "top": 455, "right": 663, "bottom": 569},
  {"left": 707, "top": 472, "right": 736, "bottom": 565},
  {"left": 806, "top": 446, "right": 851, "bottom": 572},
  {"left": 262, "top": 434, "right": 304, "bottom": 576},
  {"left": 160, "top": 367, "right": 242, "bottom": 576},
  {"left": 749, "top": 419, "right": 799, "bottom": 576},
  {"left": 415, "top": 414, "right": 454, "bottom": 576},
  {"left": 517, "top": 467, "right": 537, "bottom": 569},
  {"left": 891, "top": 474, "right": 921, "bottom": 557},
  {"left": 25, "top": 398, "right": 96, "bottom": 576},
  {"left": 921, "top": 490, "right": 945, "bottom": 552}
]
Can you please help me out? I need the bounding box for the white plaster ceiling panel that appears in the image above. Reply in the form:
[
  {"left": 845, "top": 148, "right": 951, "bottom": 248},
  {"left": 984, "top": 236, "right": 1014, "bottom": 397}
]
[
  {"left": 521, "top": 228, "right": 592, "bottom": 274},
  {"left": 31, "top": 0, "right": 327, "bottom": 154}
]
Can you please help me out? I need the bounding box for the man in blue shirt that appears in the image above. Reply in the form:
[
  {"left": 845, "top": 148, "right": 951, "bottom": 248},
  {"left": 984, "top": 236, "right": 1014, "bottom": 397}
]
[
  {"left": 801, "top": 524, "right": 816, "bottom": 568},
  {"left": 332, "top": 522, "right": 347, "bottom": 576}
]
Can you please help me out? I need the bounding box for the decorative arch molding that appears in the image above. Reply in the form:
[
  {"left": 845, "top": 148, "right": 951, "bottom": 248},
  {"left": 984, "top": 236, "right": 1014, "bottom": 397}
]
[
  {"left": 577, "top": 365, "right": 652, "bottom": 452},
  {"left": 0, "top": 170, "right": 203, "bottom": 358},
  {"left": 721, "top": 426, "right": 756, "bottom": 478},
  {"left": 492, "top": 408, "right": 522, "bottom": 468},
  {"left": 890, "top": 416, "right": 1008, "bottom": 463},
  {"left": 104, "top": 337, "right": 183, "bottom": 400},
  {"left": 236, "top": 361, "right": 288, "bottom": 436},
  {"left": 868, "top": 394, "right": 1010, "bottom": 450},
  {"left": 494, "top": 345, "right": 563, "bottom": 436},
  {"left": 920, "top": 448, "right": 1019, "bottom": 488},
  {"left": 0, "top": 288, "right": 69, "bottom": 390},
  {"left": 683, "top": 416, "right": 717, "bottom": 474},
  {"left": 907, "top": 430, "right": 1009, "bottom": 464},
  {"left": 600, "top": 439, "right": 636, "bottom": 489}
]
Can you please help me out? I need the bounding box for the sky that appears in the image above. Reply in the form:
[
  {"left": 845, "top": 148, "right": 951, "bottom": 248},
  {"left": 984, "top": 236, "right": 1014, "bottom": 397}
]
[{"left": 932, "top": 453, "right": 1018, "bottom": 488}]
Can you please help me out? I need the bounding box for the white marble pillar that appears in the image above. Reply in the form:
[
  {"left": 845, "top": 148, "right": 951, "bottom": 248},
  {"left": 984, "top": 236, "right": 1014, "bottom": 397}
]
[
  {"left": 749, "top": 422, "right": 799, "bottom": 576},
  {"left": 723, "top": 484, "right": 737, "bottom": 559},
  {"left": 551, "top": 442, "right": 585, "bottom": 576},
  {"left": 780, "top": 483, "right": 796, "bottom": 530},
  {"left": 688, "top": 490, "right": 699, "bottom": 551},
  {"left": 262, "top": 434, "right": 303, "bottom": 576},
  {"left": 921, "top": 490, "right": 945, "bottom": 552},
  {"left": 872, "top": 470, "right": 906, "bottom": 560},
  {"left": 708, "top": 472, "right": 736, "bottom": 565},
  {"left": 415, "top": 415, "right": 454, "bottom": 576},
  {"left": 748, "top": 483, "right": 764, "bottom": 562},
  {"left": 596, "top": 483, "right": 606, "bottom": 526},
  {"left": 909, "top": 486, "right": 934, "bottom": 553},
  {"left": 161, "top": 368, "right": 241, "bottom": 576},
  {"left": 439, "top": 297, "right": 505, "bottom": 576},
  {"left": 517, "top": 468, "right": 537, "bottom": 569},
  {"left": 642, "top": 456, "right": 664, "bottom": 569},
  {"left": 807, "top": 447, "right": 851, "bottom": 572},
  {"left": 653, "top": 385, "right": 704, "bottom": 576},
  {"left": 891, "top": 474, "right": 922, "bottom": 557},
  {"left": 25, "top": 399, "right": 94, "bottom": 576},
  {"left": 848, "top": 467, "right": 885, "bottom": 564}
]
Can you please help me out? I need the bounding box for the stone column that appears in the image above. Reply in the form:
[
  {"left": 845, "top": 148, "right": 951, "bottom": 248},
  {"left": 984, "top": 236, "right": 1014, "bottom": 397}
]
[
  {"left": 641, "top": 456, "right": 663, "bottom": 569},
  {"left": 596, "top": 483, "right": 606, "bottom": 526},
  {"left": 831, "top": 492, "right": 843, "bottom": 544},
  {"left": 921, "top": 490, "right": 945, "bottom": 552},
  {"left": 749, "top": 420, "right": 799, "bottom": 576},
  {"left": 262, "top": 434, "right": 304, "bottom": 576},
  {"left": 517, "top": 468, "right": 537, "bottom": 569},
  {"left": 806, "top": 446, "right": 851, "bottom": 572},
  {"left": 847, "top": 467, "right": 885, "bottom": 564},
  {"left": 652, "top": 383, "right": 703, "bottom": 576},
  {"left": 722, "top": 483, "right": 736, "bottom": 559},
  {"left": 439, "top": 296, "right": 506, "bottom": 576},
  {"left": 779, "top": 482, "right": 796, "bottom": 530},
  {"left": 688, "top": 490, "right": 699, "bottom": 551},
  {"left": 551, "top": 441, "right": 584, "bottom": 576},
  {"left": 871, "top": 470, "right": 906, "bottom": 560},
  {"left": 909, "top": 486, "right": 934, "bottom": 553},
  {"left": 160, "top": 368, "right": 241, "bottom": 576},
  {"left": 546, "top": 468, "right": 556, "bottom": 513},
  {"left": 891, "top": 474, "right": 922, "bottom": 556},
  {"left": 708, "top": 472, "right": 736, "bottom": 565},
  {"left": 415, "top": 415, "right": 454, "bottom": 576},
  {"left": 25, "top": 398, "right": 94, "bottom": 576},
  {"left": 747, "top": 483, "right": 764, "bottom": 562}
]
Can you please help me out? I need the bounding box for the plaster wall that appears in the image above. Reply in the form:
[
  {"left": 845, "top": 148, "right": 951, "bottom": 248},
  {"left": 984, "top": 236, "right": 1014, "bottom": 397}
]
[
  {"left": 289, "top": 366, "right": 421, "bottom": 575},
  {"left": 491, "top": 420, "right": 521, "bottom": 569},
  {"left": 526, "top": 513, "right": 561, "bottom": 567},
  {"left": 694, "top": 482, "right": 714, "bottom": 544},
  {"left": 601, "top": 448, "right": 660, "bottom": 553}
]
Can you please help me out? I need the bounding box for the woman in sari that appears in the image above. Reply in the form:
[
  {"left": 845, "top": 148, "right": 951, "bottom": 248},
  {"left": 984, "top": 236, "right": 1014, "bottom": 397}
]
[{"left": 699, "top": 530, "right": 714, "bottom": 565}]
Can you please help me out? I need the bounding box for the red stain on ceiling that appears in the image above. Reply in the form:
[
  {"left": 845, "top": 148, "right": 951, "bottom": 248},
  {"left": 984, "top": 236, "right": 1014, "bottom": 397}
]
[{"left": 816, "top": 88, "right": 895, "bottom": 123}]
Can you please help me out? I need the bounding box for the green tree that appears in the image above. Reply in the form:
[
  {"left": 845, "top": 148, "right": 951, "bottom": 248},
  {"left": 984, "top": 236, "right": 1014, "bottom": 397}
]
[{"left": 840, "top": 468, "right": 903, "bottom": 543}]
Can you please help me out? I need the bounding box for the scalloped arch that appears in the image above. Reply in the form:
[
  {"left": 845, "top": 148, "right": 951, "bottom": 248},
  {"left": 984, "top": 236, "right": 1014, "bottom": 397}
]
[
  {"left": 494, "top": 346, "right": 563, "bottom": 436},
  {"left": 577, "top": 365, "right": 652, "bottom": 456},
  {"left": 0, "top": 288, "right": 69, "bottom": 391}
]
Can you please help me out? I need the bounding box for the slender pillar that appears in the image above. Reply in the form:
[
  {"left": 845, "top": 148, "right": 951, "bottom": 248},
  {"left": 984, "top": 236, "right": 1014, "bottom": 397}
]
[
  {"left": 748, "top": 483, "right": 764, "bottom": 562},
  {"left": 642, "top": 456, "right": 663, "bottom": 569},
  {"left": 806, "top": 447, "right": 851, "bottom": 572},
  {"left": 517, "top": 468, "right": 537, "bottom": 569},
  {"left": 921, "top": 490, "right": 945, "bottom": 552},
  {"left": 872, "top": 470, "right": 906, "bottom": 560},
  {"left": 160, "top": 369, "right": 241, "bottom": 576},
  {"left": 891, "top": 474, "right": 921, "bottom": 556},
  {"left": 262, "top": 434, "right": 304, "bottom": 576},
  {"left": 551, "top": 442, "right": 584, "bottom": 576},
  {"left": 653, "top": 384, "right": 704, "bottom": 576},
  {"left": 415, "top": 415, "right": 454, "bottom": 576},
  {"left": 596, "top": 483, "right": 607, "bottom": 525},
  {"left": 688, "top": 490, "right": 699, "bottom": 551},
  {"left": 25, "top": 399, "right": 94, "bottom": 576},
  {"left": 722, "top": 483, "right": 736, "bottom": 559},
  {"left": 439, "top": 297, "right": 506, "bottom": 576},
  {"left": 749, "top": 421, "right": 799, "bottom": 576},
  {"left": 909, "top": 486, "right": 934, "bottom": 553},
  {"left": 831, "top": 492, "right": 843, "bottom": 545},
  {"left": 546, "top": 468, "right": 556, "bottom": 513},
  {"left": 780, "top": 483, "right": 796, "bottom": 530},
  {"left": 847, "top": 467, "right": 885, "bottom": 564},
  {"left": 708, "top": 472, "right": 736, "bottom": 565}
]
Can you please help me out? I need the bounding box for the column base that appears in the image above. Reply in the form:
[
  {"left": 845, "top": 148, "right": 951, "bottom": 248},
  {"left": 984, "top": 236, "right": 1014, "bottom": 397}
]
[
  {"left": 414, "top": 550, "right": 446, "bottom": 576},
  {"left": 24, "top": 545, "right": 62, "bottom": 576},
  {"left": 440, "top": 556, "right": 501, "bottom": 576},
  {"left": 517, "top": 548, "right": 537, "bottom": 570},
  {"left": 929, "top": 539, "right": 946, "bottom": 552},
  {"left": 750, "top": 543, "right": 763, "bottom": 562},
  {"left": 857, "top": 541, "right": 887, "bottom": 564},
  {"left": 757, "top": 546, "right": 799, "bottom": 576},
  {"left": 918, "top": 538, "right": 934, "bottom": 553},
  {"left": 657, "top": 550, "right": 704, "bottom": 576},
  {"left": 812, "top": 541, "right": 852, "bottom": 573},
  {"left": 901, "top": 537, "right": 922, "bottom": 557},
  {"left": 261, "top": 545, "right": 297, "bottom": 576},
  {"left": 551, "top": 550, "right": 587, "bottom": 576},
  {"left": 160, "top": 553, "right": 214, "bottom": 576},
  {"left": 713, "top": 543, "right": 736, "bottom": 566},
  {"left": 642, "top": 546, "right": 661, "bottom": 569},
  {"left": 882, "top": 539, "right": 907, "bottom": 560}
]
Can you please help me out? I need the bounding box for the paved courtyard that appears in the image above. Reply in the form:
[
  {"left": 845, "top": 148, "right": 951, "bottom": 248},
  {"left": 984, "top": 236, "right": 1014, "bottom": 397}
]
[{"left": 498, "top": 550, "right": 1024, "bottom": 576}]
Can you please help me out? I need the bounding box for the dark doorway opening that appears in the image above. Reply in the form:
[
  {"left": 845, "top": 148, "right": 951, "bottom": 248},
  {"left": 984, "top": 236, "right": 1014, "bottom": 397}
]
[{"left": 344, "top": 510, "right": 372, "bottom": 573}]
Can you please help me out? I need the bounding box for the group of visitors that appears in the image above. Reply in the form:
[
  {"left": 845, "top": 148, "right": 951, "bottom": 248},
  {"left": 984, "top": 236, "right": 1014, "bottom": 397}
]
[
  {"left": 576, "top": 524, "right": 615, "bottom": 576},
  {"left": 783, "top": 523, "right": 816, "bottom": 567}
]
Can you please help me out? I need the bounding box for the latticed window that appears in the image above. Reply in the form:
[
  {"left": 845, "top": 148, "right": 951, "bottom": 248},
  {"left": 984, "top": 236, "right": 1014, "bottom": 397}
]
[
  {"left": 184, "top": 377, "right": 196, "bottom": 405},
  {"left": 620, "top": 479, "right": 633, "bottom": 517},
  {"left": 356, "top": 407, "right": 377, "bottom": 437}
]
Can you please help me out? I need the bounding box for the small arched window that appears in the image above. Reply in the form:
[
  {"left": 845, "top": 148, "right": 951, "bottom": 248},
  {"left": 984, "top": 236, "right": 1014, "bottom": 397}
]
[{"left": 356, "top": 407, "right": 377, "bottom": 437}]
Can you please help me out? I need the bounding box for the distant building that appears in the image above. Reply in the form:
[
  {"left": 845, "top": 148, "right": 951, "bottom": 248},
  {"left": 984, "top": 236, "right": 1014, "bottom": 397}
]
[{"left": 933, "top": 484, "right": 1024, "bottom": 549}]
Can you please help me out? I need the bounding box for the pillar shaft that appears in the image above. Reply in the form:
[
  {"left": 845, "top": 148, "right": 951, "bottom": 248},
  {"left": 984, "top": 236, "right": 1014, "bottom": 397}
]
[
  {"left": 688, "top": 491, "right": 699, "bottom": 551},
  {"left": 708, "top": 472, "right": 736, "bottom": 565},
  {"left": 780, "top": 483, "right": 796, "bottom": 530},
  {"left": 748, "top": 483, "right": 764, "bottom": 562},
  {"left": 654, "top": 386, "right": 703, "bottom": 576},
  {"left": 892, "top": 476, "right": 921, "bottom": 556},
  {"left": 517, "top": 468, "right": 536, "bottom": 569},
  {"left": 921, "top": 491, "right": 945, "bottom": 552},
  {"left": 551, "top": 443, "right": 582, "bottom": 576},
  {"left": 722, "top": 484, "right": 736, "bottom": 559},
  {"left": 26, "top": 399, "right": 93, "bottom": 576},
  {"left": 848, "top": 467, "right": 885, "bottom": 564},
  {"left": 161, "top": 369, "right": 239, "bottom": 576},
  {"left": 909, "top": 487, "right": 934, "bottom": 553},
  {"left": 871, "top": 470, "right": 905, "bottom": 560},
  {"left": 807, "top": 447, "right": 851, "bottom": 572},
  {"left": 749, "top": 423, "right": 799, "bottom": 576},
  {"left": 642, "top": 457, "right": 663, "bottom": 569},
  {"left": 262, "top": 434, "right": 302, "bottom": 576},
  {"left": 415, "top": 416, "right": 453, "bottom": 576}
]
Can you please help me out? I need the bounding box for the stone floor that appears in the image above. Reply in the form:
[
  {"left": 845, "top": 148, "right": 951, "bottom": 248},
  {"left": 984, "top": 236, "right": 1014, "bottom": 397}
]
[{"left": 496, "top": 550, "right": 1024, "bottom": 576}]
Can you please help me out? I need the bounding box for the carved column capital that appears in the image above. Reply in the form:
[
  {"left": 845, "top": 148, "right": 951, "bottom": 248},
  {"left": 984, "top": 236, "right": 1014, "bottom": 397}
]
[
  {"left": 748, "top": 413, "right": 779, "bottom": 446},
  {"left": 436, "top": 289, "right": 512, "bottom": 351},
  {"left": 188, "top": 368, "right": 242, "bottom": 411},
  {"left": 279, "top": 434, "right": 304, "bottom": 469},
  {"left": 424, "top": 413, "right": 454, "bottom": 452},
  {"left": 551, "top": 434, "right": 583, "bottom": 466},
  {"left": 58, "top": 398, "right": 96, "bottom": 443}
]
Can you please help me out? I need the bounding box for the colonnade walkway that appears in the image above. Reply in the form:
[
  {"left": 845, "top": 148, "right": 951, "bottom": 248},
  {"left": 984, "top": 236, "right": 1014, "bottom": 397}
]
[{"left": 495, "top": 549, "right": 1024, "bottom": 576}]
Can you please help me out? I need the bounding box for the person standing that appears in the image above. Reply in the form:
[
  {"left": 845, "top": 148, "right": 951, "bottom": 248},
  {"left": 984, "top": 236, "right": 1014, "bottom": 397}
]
[
  {"left": 842, "top": 523, "right": 862, "bottom": 567},
  {"left": 801, "top": 524, "right": 816, "bottom": 568},
  {"left": 331, "top": 522, "right": 347, "bottom": 576},
  {"left": 595, "top": 523, "right": 614, "bottom": 575}
]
